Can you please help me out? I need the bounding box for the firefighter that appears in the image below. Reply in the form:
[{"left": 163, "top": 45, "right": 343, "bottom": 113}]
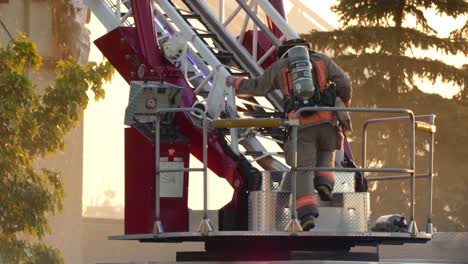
[{"left": 226, "top": 39, "right": 351, "bottom": 231}]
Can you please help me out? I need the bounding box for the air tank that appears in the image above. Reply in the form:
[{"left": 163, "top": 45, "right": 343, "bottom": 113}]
[{"left": 287, "top": 45, "right": 315, "bottom": 101}]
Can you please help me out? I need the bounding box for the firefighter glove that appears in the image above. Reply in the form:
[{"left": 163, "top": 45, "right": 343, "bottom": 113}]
[
  {"left": 226, "top": 76, "right": 245, "bottom": 90},
  {"left": 335, "top": 97, "right": 353, "bottom": 133},
  {"left": 225, "top": 75, "right": 237, "bottom": 87}
]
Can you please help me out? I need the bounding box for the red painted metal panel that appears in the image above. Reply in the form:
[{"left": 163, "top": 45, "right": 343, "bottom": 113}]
[
  {"left": 125, "top": 126, "right": 154, "bottom": 234},
  {"left": 94, "top": 27, "right": 145, "bottom": 83},
  {"left": 125, "top": 127, "right": 190, "bottom": 234},
  {"left": 130, "top": 0, "right": 164, "bottom": 68},
  {"left": 94, "top": 27, "right": 182, "bottom": 83}
]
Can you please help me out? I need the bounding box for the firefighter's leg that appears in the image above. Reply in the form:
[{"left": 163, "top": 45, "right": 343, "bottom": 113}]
[
  {"left": 314, "top": 150, "right": 336, "bottom": 201},
  {"left": 296, "top": 168, "right": 319, "bottom": 219},
  {"left": 291, "top": 127, "right": 320, "bottom": 230},
  {"left": 313, "top": 124, "right": 342, "bottom": 201},
  {"left": 296, "top": 165, "right": 320, "bottom": 230}
]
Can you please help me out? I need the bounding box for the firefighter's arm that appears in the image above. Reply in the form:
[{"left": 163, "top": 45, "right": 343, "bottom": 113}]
[
  {"left": 323, "top": 55, "right": 351, "bottom": 106},
  {"left": 322, "top": 55, "right": 353, "bottom": 132},
  {"left": 225, "top": 60, "right": 283, "bottom": 96}
]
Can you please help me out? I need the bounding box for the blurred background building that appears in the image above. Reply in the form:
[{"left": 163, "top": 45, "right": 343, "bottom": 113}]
[{"left": 0, "top": 1, "right": 90, "bottom": 263}]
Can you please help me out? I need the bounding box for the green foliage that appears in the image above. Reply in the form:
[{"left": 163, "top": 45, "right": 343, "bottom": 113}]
[
  {"left": 333, "top": 54, "right": 466, "bottom": 93},
  {"left": 0, "top": 34, "right": 113, "bottom": 263},
  {"left": 305, "top": 27, "right": 468, "bottom": 56},
  {"left": 332, "top": 0, "right": 468, "bottom": 31},
  {"left": 302, "top": 1, "right": 467, "bottom": 230}
]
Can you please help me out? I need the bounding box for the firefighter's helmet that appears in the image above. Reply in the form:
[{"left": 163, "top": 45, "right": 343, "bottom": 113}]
[{"left": 278, "top": 38, "right": 311, "bottom": 58}]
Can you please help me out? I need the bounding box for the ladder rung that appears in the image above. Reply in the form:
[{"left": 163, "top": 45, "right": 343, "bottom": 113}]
[
  {"left": 196, "top": 91, "right": 209, "bottom": 97},
  {"left": 216, "top": 52, "right": 233, "bottom": 59},
  {"left": 243, "top": 151, "right": 284, "bottom": 156},
  {"left": 198, "top": 33, "right": 217, "bottom": 38},
  {"left": 230, "top": 72, "right": 250, "bottom": 77},
  {"left": 215, "top": 52, "right": 233, "bottom": 64},
  {"left": 186, "top": 71, "right": 198, "bottom": 77},
  {"left": 182, "top": 14, "right": 200, "bottom": 19}
]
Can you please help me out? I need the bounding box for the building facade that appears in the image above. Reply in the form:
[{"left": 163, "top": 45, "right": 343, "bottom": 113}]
[{"left": 0, "top": 1, "right": 90, "bottom": 263}]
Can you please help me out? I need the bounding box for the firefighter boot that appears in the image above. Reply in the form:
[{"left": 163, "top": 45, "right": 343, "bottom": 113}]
[
  {"left": 317, "top": 185, "right": 333, "bottom": 201},
  {"left": 300, "top": 214, "right": 316, "bottom": 231}
]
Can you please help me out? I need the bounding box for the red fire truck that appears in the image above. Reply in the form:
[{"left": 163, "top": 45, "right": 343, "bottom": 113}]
[{"left": 84, "top": 0, "right": 436, "bottom": 261}]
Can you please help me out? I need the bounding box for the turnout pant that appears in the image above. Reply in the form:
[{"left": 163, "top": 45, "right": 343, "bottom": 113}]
[{"left": 284, "top": 123, "right": 342, "bottom": 219}]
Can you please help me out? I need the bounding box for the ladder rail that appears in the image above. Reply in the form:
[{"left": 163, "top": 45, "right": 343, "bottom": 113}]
[
  {"left": 84, "top": 0, "right": 121, "bottom": 30},
  {"left": 170, "top": 1, "right": 288, "bottom": 170},
  {"left": 85, "top": 0, "right": 282, "bottom": 108},
  {"left": 181, "top": 0, "right": 264, "bottom": 76},
  {"left": 152, "top": 11, "right": 214, "bottom": 90},
  {"left": 181, "top": 0, "right": 287, "bottom": 113},
  {"left": 179, "top": 0, "right": 286, "bottom": 119},
  {"left": 85, "top": 0, "right": 292, "bottom": 170},
  {"left": 152, "top": 0, "right": 288, "bottom": 169},
  {"left": 156, "top": 0, "right": 240, "bottom": 154}
]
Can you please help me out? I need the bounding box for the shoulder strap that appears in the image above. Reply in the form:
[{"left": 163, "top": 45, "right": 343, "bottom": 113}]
[
  {"left": 281, "top": 67, "right": 293, "bottom": 99},
  {"left": 311, "top": 60, "right": 328, "bottom": 92}
]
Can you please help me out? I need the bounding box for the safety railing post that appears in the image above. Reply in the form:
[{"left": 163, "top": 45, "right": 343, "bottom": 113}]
[
  {"left": 154, "top": 114, "right": 164, "bottom": 234},
  {"left": 361, "top": 114, "right": 437, "bottom": 236},
  {"left": 285, "top": 120, "right": 302, "bottom": 232},
  {"left": 427, "top": 115, "right": 436, "bottom": 234},
  {"left": 362, "top": 122, "right": 369, "bottom": 179},
  {"left": 198, "top": 107, "right": 214, "bottom": 233},
  {"left": 152, "top": 108, "right": 213, "bottom": 235},
  {"left": 407, "top": 112, "right": 418, "bottom": 235}
]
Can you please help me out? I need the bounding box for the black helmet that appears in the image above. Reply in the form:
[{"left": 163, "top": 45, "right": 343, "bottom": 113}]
[{"left": 278, "top": 38, "right": 311, "bottom": 58}]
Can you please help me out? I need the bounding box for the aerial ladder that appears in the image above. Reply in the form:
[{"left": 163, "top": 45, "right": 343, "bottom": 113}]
[{"left": 83, "top": 0, "right": 436, "bottom": 261}]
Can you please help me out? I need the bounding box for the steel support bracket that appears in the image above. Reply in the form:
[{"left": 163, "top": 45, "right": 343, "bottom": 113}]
[
  {"left": 407, "top": 220, "right": 418, "bottom": 236},
  {"left": 153, "top": 220, "right": 164, "bottom": 235},
  {"left": 198, "top": 219, "right": 214, "bottom": 233},
  {"left": 285, "top": 218, "right": 303, "bottom": 232}
]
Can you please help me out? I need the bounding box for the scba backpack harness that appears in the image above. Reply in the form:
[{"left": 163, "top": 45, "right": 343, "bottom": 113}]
[{"left": 282, "top": 46, "right": 336, "bottom": 123}]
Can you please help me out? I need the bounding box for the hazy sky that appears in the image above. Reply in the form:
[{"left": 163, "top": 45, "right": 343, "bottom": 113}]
[{"left": 82, "top": 0, "right": 466, "bottom": 218}]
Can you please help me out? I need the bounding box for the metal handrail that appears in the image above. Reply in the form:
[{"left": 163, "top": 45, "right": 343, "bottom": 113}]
[
  {"left": 362, "top": 114, "right": 436, "bottom": 168},
  {"left": 361, "top": 114, "right": 436, "bottom": 234},
  {"left": 367, "top": 173, "right": 430, "bottom": 181},
  {"left": 212, "top": 106, "right": 428, "bottom": 235},
  {"left": 153, "top": 107, "right": 212, "bottom": 234},
  {"left": 291, "top": 107, "right": 419, "bottom": 235}
]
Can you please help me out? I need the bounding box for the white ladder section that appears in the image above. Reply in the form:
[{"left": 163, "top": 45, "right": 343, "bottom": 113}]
[{"left": 83, "top": 0, "right": 303, "bottom": 171}]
